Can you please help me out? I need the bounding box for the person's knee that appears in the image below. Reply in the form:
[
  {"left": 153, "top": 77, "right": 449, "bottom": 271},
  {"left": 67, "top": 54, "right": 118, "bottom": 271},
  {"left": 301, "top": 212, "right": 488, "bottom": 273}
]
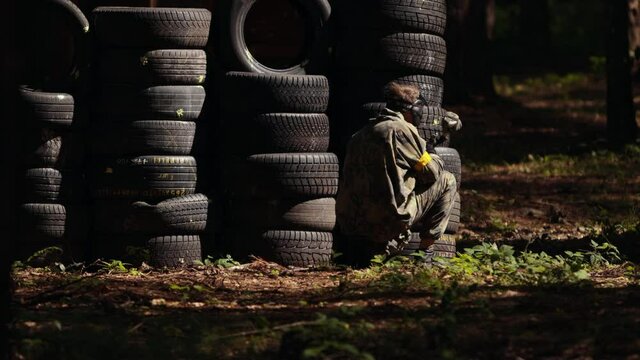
[{"left": 442, "top": 171, "right": 456, "bottom": 191}]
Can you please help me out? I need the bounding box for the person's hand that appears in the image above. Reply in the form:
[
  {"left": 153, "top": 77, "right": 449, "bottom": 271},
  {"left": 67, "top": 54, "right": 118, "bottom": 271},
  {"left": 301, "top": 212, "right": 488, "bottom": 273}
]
[{"left": 443, "top": 111, "right": 462, "bottom": 132}]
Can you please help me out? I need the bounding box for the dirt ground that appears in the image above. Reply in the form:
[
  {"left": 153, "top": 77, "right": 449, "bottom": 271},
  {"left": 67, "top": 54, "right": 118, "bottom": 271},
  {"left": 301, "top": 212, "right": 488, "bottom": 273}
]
[{"left": 9, "top": 73, "right": 640, "bottom": 359}]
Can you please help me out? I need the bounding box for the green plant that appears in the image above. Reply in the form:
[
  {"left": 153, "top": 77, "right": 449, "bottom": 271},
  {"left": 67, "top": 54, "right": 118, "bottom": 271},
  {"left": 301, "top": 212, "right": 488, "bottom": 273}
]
[
  {"left": 26, "top": 247, "right": 64, "bottom": 268},
  {"left": 440, "top": 241, "right": 621, "bottom": 286},
  {"left": 281, "top": 314, "right": 374, "bottom": 360},
  {"left": 98, "top": 260, "right": 142, "bottom": 276},
  {"left": 195, "top": 255, "right": 240, "bottom": 268},
  {"left": 486, "top": 216, "right": 517, "bottom": 234}
]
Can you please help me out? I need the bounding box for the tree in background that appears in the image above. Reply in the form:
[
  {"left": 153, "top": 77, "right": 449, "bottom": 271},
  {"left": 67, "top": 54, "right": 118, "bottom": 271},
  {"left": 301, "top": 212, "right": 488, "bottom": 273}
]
[
  {"left": 520, "top": 0, "right": 550, "bottom": 67},
  {"left": 607, "top": 0, "right": 638, "bottom": 146},
  {"left": 629, "top": 0, "right": 640, "bottom": 76},
  {"left": 444, "top": 0, "right": 497, "bottom": 104}
]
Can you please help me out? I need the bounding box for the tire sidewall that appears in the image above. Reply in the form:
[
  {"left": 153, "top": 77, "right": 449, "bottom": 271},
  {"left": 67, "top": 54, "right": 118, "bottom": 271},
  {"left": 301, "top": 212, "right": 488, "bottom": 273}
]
[{"left": 228, "top": 0, "right": 330, "bottom": 75}]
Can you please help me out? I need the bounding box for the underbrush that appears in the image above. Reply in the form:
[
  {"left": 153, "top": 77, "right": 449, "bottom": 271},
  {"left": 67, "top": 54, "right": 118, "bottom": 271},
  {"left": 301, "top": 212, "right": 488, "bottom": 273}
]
[{"left": 10, "top": 236, "right": 640, "bottom": 359}]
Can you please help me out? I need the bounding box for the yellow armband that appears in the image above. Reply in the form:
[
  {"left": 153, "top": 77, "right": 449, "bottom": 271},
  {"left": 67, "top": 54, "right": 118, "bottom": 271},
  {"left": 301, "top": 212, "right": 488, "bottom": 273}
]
[{"left": 413, "top": 152, "right": 432, "bottom": 171}]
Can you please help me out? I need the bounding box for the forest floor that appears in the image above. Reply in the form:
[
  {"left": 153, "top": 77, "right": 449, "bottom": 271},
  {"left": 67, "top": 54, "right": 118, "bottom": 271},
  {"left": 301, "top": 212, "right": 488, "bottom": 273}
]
[{"left": 10, "top": 73, "right": 640, "bottom": 359}]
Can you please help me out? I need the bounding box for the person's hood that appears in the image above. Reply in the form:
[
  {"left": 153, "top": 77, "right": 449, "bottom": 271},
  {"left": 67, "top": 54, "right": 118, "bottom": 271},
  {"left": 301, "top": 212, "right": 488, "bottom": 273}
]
[{"left": 370, "top": 107, "right": 404, "bottom": 122}]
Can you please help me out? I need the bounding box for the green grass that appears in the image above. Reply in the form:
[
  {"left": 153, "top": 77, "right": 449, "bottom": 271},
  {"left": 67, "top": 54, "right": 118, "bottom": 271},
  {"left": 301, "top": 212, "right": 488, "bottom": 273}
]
[
  {"left": 494, "top": 73, "right": 592, "bottom": 97},
  {"left": 468, "top": 144, "right": 640, "bottom": 178}
]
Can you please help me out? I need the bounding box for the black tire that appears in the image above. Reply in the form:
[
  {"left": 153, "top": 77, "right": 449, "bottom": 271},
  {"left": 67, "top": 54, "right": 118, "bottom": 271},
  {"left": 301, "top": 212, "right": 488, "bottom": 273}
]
[
  {"left": 400, "top": 233, "right": 456, "bottom": 258},
  {"left": 19, "top": 203, "right": 66, "bottom": 240},
  {"left": 379, "top": 33, "right": 447, "bottom": 74},
  {"left": 342, "top": 0, "right": 447, "bottom": 35},
  {"left": 93, "top": 194, "right": 209, "bottom": 234},
  {"left": 22, "top": 130, "right": 84, "bottom": 169},
  {"left": 417, "top": 107, "right": 449, "bottom": 148},
  {"left": 23, "top": 168, "right": 62, "bottom": 203},
  {"left": 264, "top": 230, "right": 333, "bottom": 267},
  {"left": 19, "top": 0, "right": 89, "bottom": 83},
  {"left": 358, "top": 104, "right": 449, "bottom": 147},
  {"left": 338, "top": 33, "right": 447, "bottom": 75},
  {"left": 360, "top": 102, "right": 387, "bottom": 119},
  {"left": 445, "top": 192, "right": 461, "bottom": 234},
  {"left": 89, "top": 156, "right": 197, "bottom": 201},
  {"left": 19, "top": 87, "right": 74, "bottom": 127},
  {"left": 97, "top": 85, "right": 205, "bottom": 121},
  {"left": 91, "top": 121, "right": 196, "bottom": 156},
  {"left": 234, "top": 153, "right": 339, "bottom": 198},
  {"left": 214, "top": 0, "right": 330, "bottom": 75},
  {"left": 98, "top": 49, "right": 207, "bottom": 86},
  {"left": 434, "top": 147, "right": 461, "bottom": 189},
  {"left": 230, "top": 198, "right": 336, "bottom": 232},
  {"left": 148, "top": 235, "right": 202, "bottom": 268},
  {"left": 223, "top": 72, "right": 329, "bottom": 114},
  {"left": 22, "top": 131, "right": 65, "bottom": 168},
  {"left": 225, "top": 113, "right": 330, "bottom": 154},
  {"left": 336, "top": 74, "right": 443, "bottom": 108},
  {"left": 92, "top": 7, "right": 211, "bottom": 48}
]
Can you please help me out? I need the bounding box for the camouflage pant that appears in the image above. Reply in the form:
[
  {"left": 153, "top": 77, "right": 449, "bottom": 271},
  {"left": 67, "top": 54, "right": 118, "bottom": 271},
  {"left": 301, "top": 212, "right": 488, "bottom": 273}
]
[
  {"left": 409, "top": 170, "right": 458, "bottom": 249},
  {"left": 346, "top": 171, "right": 457, "bottom": 265}
]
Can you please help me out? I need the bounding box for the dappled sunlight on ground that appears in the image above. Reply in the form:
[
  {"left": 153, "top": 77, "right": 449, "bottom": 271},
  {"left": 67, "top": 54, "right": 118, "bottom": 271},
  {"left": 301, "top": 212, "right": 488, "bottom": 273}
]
[{"left": 10, "top": 73, "right": 640, "bottom": 359}]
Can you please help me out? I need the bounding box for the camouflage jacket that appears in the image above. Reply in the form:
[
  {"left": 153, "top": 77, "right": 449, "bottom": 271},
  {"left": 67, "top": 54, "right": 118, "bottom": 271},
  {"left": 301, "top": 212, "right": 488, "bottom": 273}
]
[{"left": 336, "top": 108, "right": 445, "bottom": 243}]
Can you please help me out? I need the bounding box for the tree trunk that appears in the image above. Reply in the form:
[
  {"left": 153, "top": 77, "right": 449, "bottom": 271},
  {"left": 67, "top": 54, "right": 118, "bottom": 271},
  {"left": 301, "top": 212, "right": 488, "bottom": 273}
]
[
  {"left": 520, "top": 0, "right": 551, "bottom": 68},
  {"left": 444, "top": 0, "right": 496, "bottom": 104},
  {"left": 465, "top": 0, "right": 496, "bottom": 99},
  {"left": 606, "top": 0, "right": 638, "bottom": 146},
  {"left": 629, "top": 0, "right": 640, "bottom": 76}
]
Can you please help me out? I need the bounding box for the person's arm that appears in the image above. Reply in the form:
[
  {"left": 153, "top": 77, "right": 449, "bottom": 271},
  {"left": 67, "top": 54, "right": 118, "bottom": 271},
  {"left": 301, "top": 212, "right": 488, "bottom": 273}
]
[{"left": 393, "top": 126, "right": 445, "bottom": 185}]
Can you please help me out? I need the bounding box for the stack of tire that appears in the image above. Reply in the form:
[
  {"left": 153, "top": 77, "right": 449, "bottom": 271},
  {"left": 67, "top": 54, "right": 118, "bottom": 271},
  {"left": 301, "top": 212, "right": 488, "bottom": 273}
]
[
  {"left": 219, "top": 73, "right": 336, "bottom": 267},
  {"left": 332, "top": 0, "right": 461, "bottom": 258},
  {"left": 88, "top": 7, "right": 211, "bottom": 267},
  {"left": 15, "top": 0, "right": 90, "bottom": 263},
  {"left": 17, "top": 87, "right": 87, "bottom": 262},
  {"left": 212, "top": 0, "right": 337, "bottom": 267}
]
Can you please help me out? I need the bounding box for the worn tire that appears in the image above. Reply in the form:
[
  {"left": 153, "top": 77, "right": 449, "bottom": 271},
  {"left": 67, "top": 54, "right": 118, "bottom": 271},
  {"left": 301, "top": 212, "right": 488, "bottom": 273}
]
[
  {"left": 417, "top": 107, "right": 450, "bottom": 148},
  {"left": 358, "top": 103, "right": 449, "bottom": 147},
  {"left": 148, "top": 235, "right": 202, "bottom": 268},
  {"left": 434, "top": 147, "right": 461, "bottom": 189},
  {"left": 360, "top": 102, "right": 387, "bottom": 119},
  {"left": 225, "top": 113, "right": 330, "bottom": 154},
  {"left": 19, "top": 87, "right": 74, "bottom": 127},
  {"left": 92, "top": 7, "right": 211, "bottom": 48},
  {"left": 89, "top": 155, "right": 197, "bottom": 201},
  {"left": 23, "top": 168, "right": 62, "bottom": 203},
  {"left": 93, "top": 194, "right": 209, "bottom": 234},
  {"left": 336, "top": 73, "right": 443, "bottom": 108},
  {"left": 339, "top": 32, "right": 447, "bottom": 75},
  {"left": 97, "top": 85, "right": 206, "bottom": 121},
  {"left": 445, "top": 192, "right": 461, "bottom": 234},
  {"left": 214, "top": 0, "right": 330, "bottom": 75},
  {"left": 22, "top": 131, "right": 65, "bottom": 168},
  {"left": 223, "top": 72, "right": 329, "bottom": 114},
  {"left": 230, "top": 198, "right": 336, "bottom": 232},
  {"left": 19, "top": 203, "right": 66, "bottom": 240},
  {"left": 98, "top": 49, "right": 207, "bottom": 85},
  {"left": 264, "top": 230, "right": 333, "bottom": 267},
  {"left": 234, "top": 153, "right": 339, "bottom": 198},
  {"left": 19, "top": 0, "right": 90, "bottom": 83},
  {"left": 22, "top": 130, "right": 84, "bottom": 169},
  {"left": 91, "top": 120, "right": 196, "bottom": 156},
  {"left": 338, "top": 0, "right": 446, "bottom": 35}
]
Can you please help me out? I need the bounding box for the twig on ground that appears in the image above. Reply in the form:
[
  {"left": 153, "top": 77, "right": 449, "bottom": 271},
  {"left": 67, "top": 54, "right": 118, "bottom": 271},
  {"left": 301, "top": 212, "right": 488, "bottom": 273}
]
[{"left": 214, "top": 320, "right": 319, "bottom": 341}]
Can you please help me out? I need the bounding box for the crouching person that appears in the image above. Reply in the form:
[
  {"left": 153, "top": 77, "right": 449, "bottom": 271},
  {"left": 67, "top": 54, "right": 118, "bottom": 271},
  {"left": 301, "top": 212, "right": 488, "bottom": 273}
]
[{"left": 336, "top": 82, "right": 457, "bottom": 266}]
